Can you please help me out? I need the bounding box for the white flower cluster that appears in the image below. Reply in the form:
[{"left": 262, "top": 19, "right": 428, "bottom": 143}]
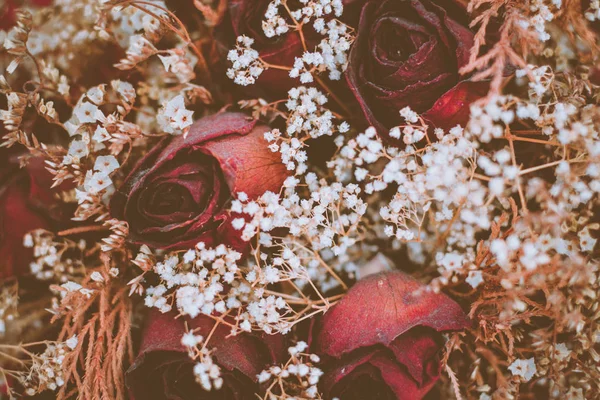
[
  {"left": 388, "top": 106, "right": 427, "bottom": 144},
  {"left": 516, "top": 65, "right": 554, "bottom": 100},
  {"left": 508, "top": 358, "right": 537, "bottom": 382},
  {"left": 258, "top": 341, "right": 324, "bottom": 399},
  {"left": 290, "top": 52, "right": 326, "bottom": 84},
  {"left": 585, "top": 0, "right": 600, "bottom": 21},
  {"left": 144, "top": 243, "right": 243, "bottom": 316},
  {"left": 231, "top": 176, "right": 366, "bottom": 291},
  {"left": 313, "top": 20, "right": 353, "bottom": 81},
  {"left": 22, "top": 338, "right": 78, "bottom": 396},
  {"left": 115, "top": 34, "right": 158, "bottom": 70},
  {"left": 263, "top": 1, "right": 290, "bottom": 38},
  {"left": 264, "top": 86, "right": 349, "bottom": 174},
  {"left": 58, "top": 81, "right": 134, "bottom": 195},
  {"left": 157, "top": 94, "right": 194, "bottom": 134},
  {"left": 158, "top": 48, "right": 197, "bottom": 84},
  {"left": 0, "top": 284, "right": 18, "bottom": 336},
  {"left": 290, "top": 0, "right": 344, "bottom": 25},
  {"left": 141, "top": 242, "right": 294, "bottom": 334},
  {"left": 227, "top": 36, "right": 265, "bottom": 86},
  {"left": 518, "top": 0, "right": 561, "bottom": 42},
  {"left": 232, "top": 178, "right": 366, "bottom": 255},
  {"left": 231, "top": 0, "right": 352, "bottom": 85},
  {"left": 180, "top": 329, "right": 225, "bottom": 391},
  {"left": 192, "top": 351, "right": 223, "bottom": 392},
  {"left": 288, "top": 20, "right": 353, "bottom": 83},
  {"left": 24, "top": 230, "right": 86, "bottom": 282},
  {"left": 263, "top": 0, "right": 344, "bottom": 38},
  {"left": 109, "top": 1, "right": 166, "bottom": 47},
  {"left": 336, "top": 115, "right": 489, "bottom": 251},
  {"left": 467, "top": 78, "right": 600, "bottom": 213}
]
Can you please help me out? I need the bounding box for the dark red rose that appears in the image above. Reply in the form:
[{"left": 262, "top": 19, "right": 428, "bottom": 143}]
[
  {"left": 110, "top": 112, "right": 287, "bottom": 251},
  {"left": 216, "top": 0, "right": 315, "bottom": 98},
  {"left": 346, "top": 0, "right": 488, "bottom": 140},
  {"left": 0, "top": 151, "right": 67, "bottom": 280},
  {"left": 314, "top": 271, "right": 470, "bottom": 400},
  {"left": 217, "top": 0, "right": 365, "bottom": 99},
  {"left": 127, "top": 309, "right": 286, "bottom": 400}
]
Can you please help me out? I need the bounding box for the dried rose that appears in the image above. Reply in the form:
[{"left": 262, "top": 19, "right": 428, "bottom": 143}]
[
  {"left": 215, "top": 0, "right": 316, "bottom": 98},
  {"left": 110, "top": 112, "right": 287, "bottom": 251},
  {"left": 346, "top": 0, "right": 488, "bottom": 139},
  {"left": 314, "top": 271, "right": 470, "bottom": 400},
  {"left": 127, "top": 309, "right": 286, "bottom": 400},
  {"left": 217, "top": 0, "right": 365, "bottom": 97},
  {"left": 0, "top": 151, "right": 67, "bottom": 280}
]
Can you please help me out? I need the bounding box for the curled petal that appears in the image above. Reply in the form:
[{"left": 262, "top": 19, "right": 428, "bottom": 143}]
[
  {"left": 127, "top": 309, "right": 286, "bottom": 399},
  {"left": 314, "top": 271, "right": 470, "bottom": 358},
  {"left": 321, "top": 348, "right": 438, "bottom": 400},
  {"left": 423, "top": 80, "right": 489, "bottom": 130}
]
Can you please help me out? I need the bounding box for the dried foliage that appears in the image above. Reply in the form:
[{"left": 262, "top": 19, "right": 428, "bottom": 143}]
[{"left": 0, "top": 0, "right": 598, "bottom": 399}]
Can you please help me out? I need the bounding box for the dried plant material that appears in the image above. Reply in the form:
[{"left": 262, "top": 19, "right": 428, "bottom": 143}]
[{"left": 0, "top": 0, "right": 598, "bottom": 399}]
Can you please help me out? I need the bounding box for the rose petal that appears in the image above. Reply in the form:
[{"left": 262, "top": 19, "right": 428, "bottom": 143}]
[
  {"left": 0, "top": 153, "right": 71, "bottom": 280},
  {"left": 314, "top": 271, "right": 469, "bottom": 357},
  {"left": 127, "top": 309, "right": 286, "bottom": 396},
  {"left": 199, "top": 123, "right": 288, "bottom": 199},
  {"left": 322, "top": 348, "right": 438, "bottom": 400},
  {"left": 0, "top": 176, "right": 49, "bottom": 279},
  {"left": 423, "top": 80, "right": 489, "bottom": 130},
  {"left": 388, "top": 327, "right": 442, "bottom": 385}
]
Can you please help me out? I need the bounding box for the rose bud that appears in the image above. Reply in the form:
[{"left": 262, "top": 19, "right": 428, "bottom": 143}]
[
  {"left": 110, "top": 112, "right": 287, "bottom": 251},
  {"left": 346, "top": 0, "right": 488, "bottom": 139},
  {"left": 0, "top": 151, "right": 68, "bottom": 280},
  {"left": 127, "top": 309, "right": 286, "bottom": 400},
  {"left": 314, "top": 271, "right": 470, "bottom": 400}
]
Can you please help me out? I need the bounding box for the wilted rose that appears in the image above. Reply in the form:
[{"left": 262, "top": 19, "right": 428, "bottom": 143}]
[
  {"left": 0, "top": 151, "right": 67, "bottom": 280},
  {"left": 216, "top": 0, "right": 315, "bottom": 98},
  {"left": 217, "top": 0, "right": 366, "bottom": 98},
  {"left": 127, "top": 309, "right": 286, "bottom": 400},
  {"left": 346, "top": 0, "right": 488, "bottom": 139},
  {"left": 314, "top": 271, "right": 470, "bottom": 400},
  {"left": 110, "top": 112, "right": 287, "bottom": 251}
]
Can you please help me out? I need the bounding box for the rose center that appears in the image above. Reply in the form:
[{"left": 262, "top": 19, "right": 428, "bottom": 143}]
[
  {"left": 375, "top": 18, "right": 430, "bottom": 62},
  {"left": 145, "top": 182, "right": 198, "bottom": 216}
]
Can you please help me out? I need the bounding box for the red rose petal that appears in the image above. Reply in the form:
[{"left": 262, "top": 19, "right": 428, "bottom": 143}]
[
  {"left": 314, "top": 271, "right": 470, "bottom": 358},
  {"left": 322, "top": 349, "right": 438, "bottom": 400},
  {"left": 423, "top": 80, "right": 489, "bottom": 130},
  {"left": 130, "top": 309, "right": 286, "bottom": 383}
]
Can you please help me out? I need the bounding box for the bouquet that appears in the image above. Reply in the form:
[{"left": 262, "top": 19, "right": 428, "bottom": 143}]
[{"left": 0, "top": 0, "right": 598, "bottom": 399}]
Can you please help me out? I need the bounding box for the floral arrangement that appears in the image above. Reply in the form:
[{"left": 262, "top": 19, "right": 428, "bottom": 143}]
[{"left": 0, "top": 0, "right": 598, "bottom": 399}]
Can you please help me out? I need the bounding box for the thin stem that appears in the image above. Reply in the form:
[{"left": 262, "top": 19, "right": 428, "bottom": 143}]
[
  {"left": 506, "top": 130, "right": 528, "bottom": 212},
  {"left": 58, "top": 225, "right": 110, "bottom": 236}
]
